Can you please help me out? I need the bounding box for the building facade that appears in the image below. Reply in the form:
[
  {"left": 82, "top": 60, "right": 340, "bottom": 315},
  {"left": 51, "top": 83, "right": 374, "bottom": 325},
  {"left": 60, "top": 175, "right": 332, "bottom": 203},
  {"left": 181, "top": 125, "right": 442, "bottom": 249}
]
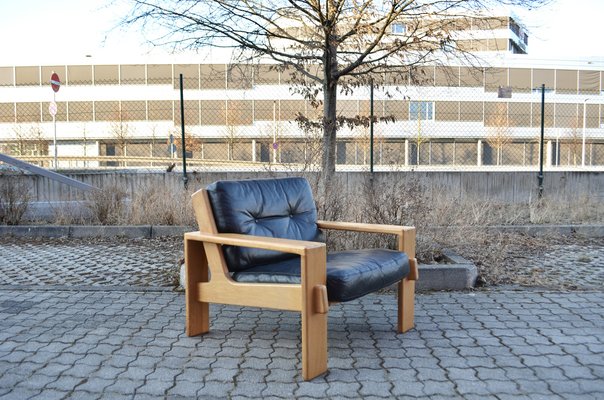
[{"left": 0, "top": 15, "right": 602, "bottom": 171}]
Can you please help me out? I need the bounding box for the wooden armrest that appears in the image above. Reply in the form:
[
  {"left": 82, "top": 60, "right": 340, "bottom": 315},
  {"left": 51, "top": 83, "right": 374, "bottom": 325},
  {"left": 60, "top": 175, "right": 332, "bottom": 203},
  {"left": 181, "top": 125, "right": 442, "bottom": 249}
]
[
  {"left": 317, "top": 221, "right": 417, "bottom": 271},
  {"left": 317, "top": 220, "right": 414, "bottom": 235},
  {"left": 184, "top": 231, "right": 325, "bottom": 256}
]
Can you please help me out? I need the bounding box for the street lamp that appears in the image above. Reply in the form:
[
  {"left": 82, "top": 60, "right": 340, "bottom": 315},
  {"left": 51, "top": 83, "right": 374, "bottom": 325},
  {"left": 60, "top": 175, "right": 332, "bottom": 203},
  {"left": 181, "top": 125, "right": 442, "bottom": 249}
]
[{"left": 581, "top": 98, "right": 590, "bottom": 167}]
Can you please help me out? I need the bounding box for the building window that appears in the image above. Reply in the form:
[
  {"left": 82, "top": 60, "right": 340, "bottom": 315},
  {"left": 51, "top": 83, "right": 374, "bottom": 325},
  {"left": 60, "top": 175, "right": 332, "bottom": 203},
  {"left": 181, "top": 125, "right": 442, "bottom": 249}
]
[
  {"left": 410, "top": 101, "right": 434, "bottom": 120},
  {"left": 391, "top": 23, "right": 406, "bottom": 34}
]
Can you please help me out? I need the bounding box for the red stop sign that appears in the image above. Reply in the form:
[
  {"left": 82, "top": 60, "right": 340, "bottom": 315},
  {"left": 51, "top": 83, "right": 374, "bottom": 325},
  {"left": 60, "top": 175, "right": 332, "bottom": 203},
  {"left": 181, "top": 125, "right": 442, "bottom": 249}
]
[{"left": 50, "top": 73, "right": 61, "bottom": 93}]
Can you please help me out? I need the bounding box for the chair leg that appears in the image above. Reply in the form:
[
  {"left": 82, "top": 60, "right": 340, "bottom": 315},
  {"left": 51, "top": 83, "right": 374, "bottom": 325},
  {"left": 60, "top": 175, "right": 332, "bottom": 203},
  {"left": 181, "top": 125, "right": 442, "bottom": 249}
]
[
  {"left": 301, "top": 247, "right": 328, "bottom": 380},
  {"left": 301, "top": 307, "right": 328, "bottom": 380},
  {"left": 185, "top": 239, "right": 210, "bottom": 336},
  {"left": 398, "top": 277, "right": 415, "bottom": 333}
]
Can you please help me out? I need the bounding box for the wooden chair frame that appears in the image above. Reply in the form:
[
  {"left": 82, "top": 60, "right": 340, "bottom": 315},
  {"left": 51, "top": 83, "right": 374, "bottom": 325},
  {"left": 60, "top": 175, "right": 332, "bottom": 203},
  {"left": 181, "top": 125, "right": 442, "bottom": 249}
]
[{"left": 185, "top": 189, "right": 418, "bottom": 380}]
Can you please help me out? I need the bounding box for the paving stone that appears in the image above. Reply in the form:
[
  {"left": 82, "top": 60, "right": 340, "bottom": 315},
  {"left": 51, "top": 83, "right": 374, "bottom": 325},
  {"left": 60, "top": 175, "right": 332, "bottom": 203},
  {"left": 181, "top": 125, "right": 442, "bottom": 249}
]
[
  {"left": 136, "top": 379, "right": 175, "bottom": 396},
  {"left": 197, "top": 382, "right": 230, "bottom": 399},
  {"left": 104, "top": 378, "right": 143, "bottom": 395},
  {"left": 45, "top": 375, "right": 86, "bottom": 392},
  {"left": 422, "top": 380, "right": 457, "bottom": 396},
  {"left": 359, "top": 381, "right": 392, "bottom": 397},
  {"left": 325, "top": 381, "right": 361, "bottom": 398},
  {"left": 261, "top": 382, "right": 299, "bottom": 398},
  {"left": 295, "top": 382, "right": 329, "bottom": 397},
  {"left": 74, "top": 377, "right": 114, "bottom": 393},
  {"left": 230, "top": 383, "right": 268, "bottom": 398}
]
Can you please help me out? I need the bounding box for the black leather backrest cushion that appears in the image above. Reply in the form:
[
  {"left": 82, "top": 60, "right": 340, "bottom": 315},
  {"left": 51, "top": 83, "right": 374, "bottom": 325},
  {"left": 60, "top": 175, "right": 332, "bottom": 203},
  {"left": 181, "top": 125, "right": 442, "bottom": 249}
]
[{"left": 206, "top": 177, "right": 322, "bottom": 271}]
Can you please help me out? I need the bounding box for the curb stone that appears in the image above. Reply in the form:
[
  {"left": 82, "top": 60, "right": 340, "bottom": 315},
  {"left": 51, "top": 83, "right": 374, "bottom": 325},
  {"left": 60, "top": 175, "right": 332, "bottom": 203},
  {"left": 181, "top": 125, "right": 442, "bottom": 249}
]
[
  {"left": 3, "top": 224, "right": 603, "bottom": 239},
  {"left": 417, "top": 249, "right": 478, "bottom": 291}
]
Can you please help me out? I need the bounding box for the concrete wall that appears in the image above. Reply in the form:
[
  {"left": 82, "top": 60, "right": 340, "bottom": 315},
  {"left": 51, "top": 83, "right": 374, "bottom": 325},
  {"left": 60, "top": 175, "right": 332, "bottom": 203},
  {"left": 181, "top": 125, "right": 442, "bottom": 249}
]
[{"left": 2, "top": 170, "right": 603, "bottom": 203}]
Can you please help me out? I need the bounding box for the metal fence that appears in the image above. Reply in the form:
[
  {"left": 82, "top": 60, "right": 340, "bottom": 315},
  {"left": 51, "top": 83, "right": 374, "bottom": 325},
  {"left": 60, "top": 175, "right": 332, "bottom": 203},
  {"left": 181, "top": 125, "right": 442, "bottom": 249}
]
[{"left": 1, "top": 74, "right": 603, "bottom": 173}]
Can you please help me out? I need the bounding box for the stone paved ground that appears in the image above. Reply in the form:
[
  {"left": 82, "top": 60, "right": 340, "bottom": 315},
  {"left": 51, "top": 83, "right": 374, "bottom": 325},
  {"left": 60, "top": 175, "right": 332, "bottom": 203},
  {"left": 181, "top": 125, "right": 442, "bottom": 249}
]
[
  {"left": 0, "top": 236, "right": 603, "bottom": 398},
  {"left": 0, "top": 237, "right": 181, "bottom": 287},
  {"left": 0, "top": 289, "right": 603, "bottom": 399},
  {"left": 518, "top": 244, "right": 604, "bottom": 290},
  {"left": 1, "top": 236, "right": 603, "bottom": 290}
]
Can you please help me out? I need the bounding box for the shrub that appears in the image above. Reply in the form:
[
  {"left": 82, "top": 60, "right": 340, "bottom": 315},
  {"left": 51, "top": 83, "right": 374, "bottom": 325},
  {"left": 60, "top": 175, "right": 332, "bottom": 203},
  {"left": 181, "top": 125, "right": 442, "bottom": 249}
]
[
  {"left": 0, "top": 173, "right": 31, "bottom": 225},
  {"left": 85, "top": 184, "right": 129, "bottom": 225}
]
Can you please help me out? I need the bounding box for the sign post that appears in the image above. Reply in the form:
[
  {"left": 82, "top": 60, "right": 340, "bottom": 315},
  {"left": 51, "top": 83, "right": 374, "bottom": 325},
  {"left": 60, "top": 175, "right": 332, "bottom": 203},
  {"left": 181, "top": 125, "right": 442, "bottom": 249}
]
[{"left": 50, "top": 73, "right": 61, "bottom": 169}]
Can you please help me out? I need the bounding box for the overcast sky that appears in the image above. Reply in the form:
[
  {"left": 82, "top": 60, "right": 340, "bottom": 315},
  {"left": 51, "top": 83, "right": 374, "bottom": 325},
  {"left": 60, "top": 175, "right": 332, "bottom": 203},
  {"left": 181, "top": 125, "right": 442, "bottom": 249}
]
[{"left": 0, "top": 0, "right": 602, "bottom": 64}]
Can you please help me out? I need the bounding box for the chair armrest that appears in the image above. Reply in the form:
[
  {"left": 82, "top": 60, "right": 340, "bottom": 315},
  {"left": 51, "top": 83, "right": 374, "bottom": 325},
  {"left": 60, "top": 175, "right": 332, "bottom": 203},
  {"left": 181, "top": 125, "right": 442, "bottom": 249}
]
[
  {"left": 185, "top": 231, "right": 325, "bottom": 256},
  {"left": 317, "top": 220, "right": 414, "bottom": 235},
  {"left": 316, "top": 221, "right": 418, "bottom": 281}
]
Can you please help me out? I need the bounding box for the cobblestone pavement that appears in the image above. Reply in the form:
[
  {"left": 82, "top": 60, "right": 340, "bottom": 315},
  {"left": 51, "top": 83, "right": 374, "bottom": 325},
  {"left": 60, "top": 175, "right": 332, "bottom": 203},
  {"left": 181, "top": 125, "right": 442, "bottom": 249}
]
[
  {"left": 0, "top": 289, "right": 603, "bottom": 399},
  {"left": 1, "top": 237, "right": 603, "bottom": 290},
  {"left": 0, "top": 237, "right": 181, "bottom": 287},
  {"left": 518, "top": 244, "right": 604, "bottom": 290},
  {"left": 1, "top": 236, "right": 603, "bottom": 398}
]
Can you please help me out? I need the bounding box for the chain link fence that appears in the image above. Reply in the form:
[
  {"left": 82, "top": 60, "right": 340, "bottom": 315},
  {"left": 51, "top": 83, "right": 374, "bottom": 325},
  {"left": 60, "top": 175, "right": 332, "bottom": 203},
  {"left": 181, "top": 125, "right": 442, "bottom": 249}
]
[{"left": 1, "top": 64, "right": 603, "bottom": 172}]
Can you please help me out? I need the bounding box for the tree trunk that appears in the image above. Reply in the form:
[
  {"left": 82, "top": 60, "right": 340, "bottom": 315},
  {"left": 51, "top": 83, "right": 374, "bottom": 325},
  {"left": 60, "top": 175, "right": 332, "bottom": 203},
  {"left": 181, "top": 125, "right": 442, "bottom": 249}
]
[
  {"left": 321, "top": 80, "right": 337, "bottom": 183},
  {"left": 319, "top": 37, "right": 339, "bottom": 200}
]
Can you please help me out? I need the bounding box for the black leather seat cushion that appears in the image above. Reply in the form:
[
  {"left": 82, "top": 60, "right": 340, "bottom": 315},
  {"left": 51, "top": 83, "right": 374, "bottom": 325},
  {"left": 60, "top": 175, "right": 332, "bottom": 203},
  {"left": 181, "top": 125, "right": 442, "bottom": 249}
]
[
  {"left": 206, "top": 177, "right": 323, "bottom": 271},
  {"left": 232, "top": 249, "right": 410, "bottom": 302}
]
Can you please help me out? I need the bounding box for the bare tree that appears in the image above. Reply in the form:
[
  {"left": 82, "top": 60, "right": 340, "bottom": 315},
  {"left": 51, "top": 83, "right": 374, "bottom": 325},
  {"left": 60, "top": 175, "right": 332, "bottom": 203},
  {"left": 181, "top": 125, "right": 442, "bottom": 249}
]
[
  {"left": 123, "top": 0, "right": 546, "bottom": 185},
  {"left": 10, "top": 125, "right": 28, "bottom": 157},
  {"left": 410, "top": 101, "right": 429, "bottom": 165},
  {"left": 223, "top": 101, "right": 244, "bottom": 161},
  {"left": 110, "top": 111, "right": 132, "bottom": 166},
  {"left": 485, "top": 103, "right": 511, "bottom": 166},
  {"left": 565, "top": 121, "right": 582, "bottom": 166}
]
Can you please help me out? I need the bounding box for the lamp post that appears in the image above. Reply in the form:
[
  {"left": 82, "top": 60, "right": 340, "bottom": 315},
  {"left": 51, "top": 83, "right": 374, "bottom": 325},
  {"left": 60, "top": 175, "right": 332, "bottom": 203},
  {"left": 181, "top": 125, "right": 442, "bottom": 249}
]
[{"left": 581, "top": 98, "right": 589, "bottom": 167}]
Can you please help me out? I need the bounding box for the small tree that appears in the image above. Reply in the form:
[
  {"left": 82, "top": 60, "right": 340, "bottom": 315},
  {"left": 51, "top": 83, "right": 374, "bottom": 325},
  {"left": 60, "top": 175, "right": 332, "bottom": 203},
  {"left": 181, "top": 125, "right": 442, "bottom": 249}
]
[
  {"left": 410, "top": 101, "right": 429, "bottom": 165},
  {"left": 173, "top": 128, "right": 204, "bottom": 159},
  {"left": 110, "top": 111, "right": 132, "bottom": 166},
  {"left": 485, "top": 103, "right": 511, "bottom": 166},
  {"left": 564, "top": 119, "right": 582, "bottom": 166},
  {"left": 223, "top": 101, "right": 243, "bottom": 161},
  {"left": 29, "top": 125, "right": 48, "bottom": 157},
  {"left": 10, "top": 125, "right": 28, "bottom": 157}
]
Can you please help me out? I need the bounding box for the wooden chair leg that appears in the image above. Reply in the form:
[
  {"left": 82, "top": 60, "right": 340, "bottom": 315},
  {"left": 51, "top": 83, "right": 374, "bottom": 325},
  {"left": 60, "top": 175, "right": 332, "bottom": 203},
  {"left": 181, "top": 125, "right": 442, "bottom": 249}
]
[
  {"left": 301, "top": 307, "right": 328, "bottom": 380},
  {"left": 398, "top": 278, "right": 415, "bottom": 333},
  {"left": 185, "top": 238, "right": 210, "bottom": 336},
  {"left": 301, "top": 248, "right": 328, "bottom": 380}
]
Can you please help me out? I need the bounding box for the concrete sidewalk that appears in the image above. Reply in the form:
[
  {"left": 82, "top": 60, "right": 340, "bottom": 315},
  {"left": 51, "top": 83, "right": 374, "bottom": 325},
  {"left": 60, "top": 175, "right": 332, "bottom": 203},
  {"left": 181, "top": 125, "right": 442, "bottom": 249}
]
[{"left": 0, "top": 288, "right": 603, "bottom": 399}]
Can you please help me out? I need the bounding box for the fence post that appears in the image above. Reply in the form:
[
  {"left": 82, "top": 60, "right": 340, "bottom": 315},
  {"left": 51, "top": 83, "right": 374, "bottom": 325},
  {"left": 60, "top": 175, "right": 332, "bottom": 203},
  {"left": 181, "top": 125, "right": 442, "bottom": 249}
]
[
  {"left": 538, "top": 83, "right": 545, "bottom": 198},
  {"left": 369, "top": 79, "right": 374, "bottom": 174},
  {"left": 179, "top": 73, "right": 188, "bottom": 189}
]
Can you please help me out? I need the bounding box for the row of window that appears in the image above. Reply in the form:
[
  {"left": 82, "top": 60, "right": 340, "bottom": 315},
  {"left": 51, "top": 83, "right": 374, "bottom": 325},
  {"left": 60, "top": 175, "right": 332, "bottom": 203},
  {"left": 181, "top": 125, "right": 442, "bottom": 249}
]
[
  {"left": 1, "top": 64, "right": 602, "bottom": 93},
  {"left": 1, "top": 100, "right": 602, "bottom": 128}
]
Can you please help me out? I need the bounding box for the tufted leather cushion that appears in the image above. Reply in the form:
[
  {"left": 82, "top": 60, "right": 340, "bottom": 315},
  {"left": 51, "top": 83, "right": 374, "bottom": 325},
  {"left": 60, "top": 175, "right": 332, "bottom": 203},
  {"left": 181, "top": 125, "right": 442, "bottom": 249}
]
[
  {"left": 206, "top": 177, "right": 323, "bottom": 271},
  {"left": 232, "top": 249, "right": 410, "bottom": 302}
]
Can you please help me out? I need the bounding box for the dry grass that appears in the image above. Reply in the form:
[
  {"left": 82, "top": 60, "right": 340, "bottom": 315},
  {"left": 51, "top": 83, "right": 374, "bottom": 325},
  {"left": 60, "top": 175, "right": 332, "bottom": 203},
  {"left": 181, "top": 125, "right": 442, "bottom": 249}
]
[
  {"left": 0, "top": 174, "right": 31, "bottom": 225},
  {"left": 128, "top": 184, "right": 196, "bottom": 226},
  {"left": 85, "top": 184, "right": 129, "bottom": 225},
  {"left": 308, "top": 175, "right": 603, "bottom": 288}
]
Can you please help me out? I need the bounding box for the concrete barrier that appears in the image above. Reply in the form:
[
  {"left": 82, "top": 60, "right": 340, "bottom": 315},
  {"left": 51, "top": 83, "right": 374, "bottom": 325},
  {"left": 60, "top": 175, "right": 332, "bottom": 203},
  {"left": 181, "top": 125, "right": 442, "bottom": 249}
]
[
  {"left": 4, "top": 170, "right": 603, "bottom": 204},
  {"left": 416, "top": 250, "right": 478, "bottom": 291}
]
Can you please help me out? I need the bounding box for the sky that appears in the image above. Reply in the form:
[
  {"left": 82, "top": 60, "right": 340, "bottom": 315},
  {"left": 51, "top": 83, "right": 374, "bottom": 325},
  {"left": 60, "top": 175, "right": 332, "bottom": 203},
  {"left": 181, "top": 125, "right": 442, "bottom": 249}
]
[{"left": 0, "top": 0, "right": 603, "bottom": 64}]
